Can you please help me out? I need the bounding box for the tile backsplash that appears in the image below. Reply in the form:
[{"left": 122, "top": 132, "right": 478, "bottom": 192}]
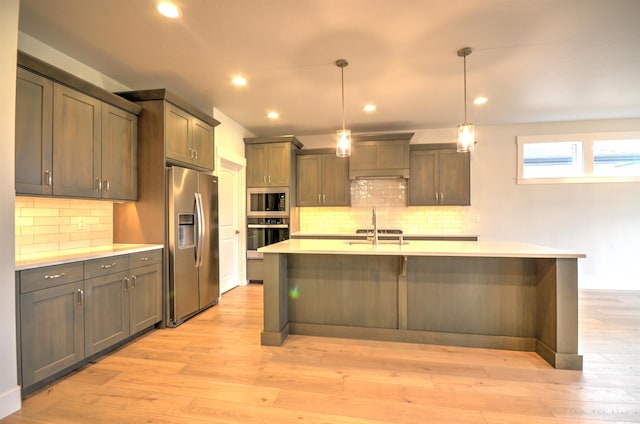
[
  {"left": 299, "top": 178, "right": 469, "bottom": 234},
  {"left": 16, "top": 196, "right": 113, "bottom": 257}
]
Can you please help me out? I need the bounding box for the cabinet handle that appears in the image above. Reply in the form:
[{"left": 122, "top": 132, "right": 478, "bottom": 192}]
[
  {"left": 139, "top": 257, "right": 150, "bottom": 262},
  {"left": 76, "top": 289, "right": 83, "bottom": 307},
  {"left": 95, "top": 177, "right": 102, "bottom": 192},
  {"left": 194, "top": 150, "right": 198, "bottom": 160},
  {"left": 100, "top": 262, "right": 117, "bottom": 269},
  {"left": 104, "top": 178, "right": 110, "bottom": 192},
  {"left": 123, "top": 277, "right": 129, "bottom": 292},
  {"left": 435, "top": 193, "right": 439, "bottom": 202},
  {"left": 323, "top": 194, "right": 326, "bottom": 203},
  {"left": 263, "top": 176, "right": 267, "bottom": 184},
  {"left": 268, "top": 176, "right": 272, "bottom": 184},
  {"left": 131, "top": 275, "right": 137, "bottom": 289},
  {"left": 44, "top": 272, "right": 66, "bottom": 279},
  {"left": 440, "top": 192, "right": 444, "bottom": 202},
  {"left": 44, "top": 170, "right": 52, "bottom": 187},
  {"left": 318, "top": 194, "right": 321, "bottom": 203}
]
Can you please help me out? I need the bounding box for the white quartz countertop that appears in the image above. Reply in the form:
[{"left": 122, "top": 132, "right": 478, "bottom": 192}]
[
  {"left": 16, "top": 244, "right": 164, "bottom": 270},
  {"left": 290, "top": 232, "right": 478, "bottom": 239},
  {"left": 258, "top": 239, "right": 586, "bottom": 259}
]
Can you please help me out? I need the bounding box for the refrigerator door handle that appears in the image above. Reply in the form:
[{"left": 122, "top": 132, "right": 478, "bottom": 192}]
[{"left": 195, "top": 192, "right": 205, "bottom": 268}]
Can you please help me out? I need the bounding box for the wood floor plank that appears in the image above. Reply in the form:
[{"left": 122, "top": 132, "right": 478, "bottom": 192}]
[{"left": 4, "top": 285, "right": 640, "bottom": 424}]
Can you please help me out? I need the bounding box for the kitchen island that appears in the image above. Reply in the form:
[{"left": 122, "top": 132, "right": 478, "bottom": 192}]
[{"left": 258, "top": 239, "right": 586, "bottom": 370}]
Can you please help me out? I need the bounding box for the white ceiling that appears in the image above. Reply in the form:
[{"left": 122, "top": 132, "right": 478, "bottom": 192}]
[{"left": 17, "top": 0, "right": 640, "bottom": 138}]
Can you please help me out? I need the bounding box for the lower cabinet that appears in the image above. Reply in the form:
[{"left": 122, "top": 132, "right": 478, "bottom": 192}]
[{"left": 17, "top": 248, "right": 162, "bottom": 393}]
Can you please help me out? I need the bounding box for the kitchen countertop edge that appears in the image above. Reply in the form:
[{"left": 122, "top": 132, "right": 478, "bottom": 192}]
[
  {"left": 258, "top": 239, "right": 586, "bottom": 259},
  {"left": 16, "top": 244, "right": 164, "bottom": 271}
]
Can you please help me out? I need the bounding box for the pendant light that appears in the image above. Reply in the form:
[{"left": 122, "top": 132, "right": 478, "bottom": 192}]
[
  {"left": 336, "top": 59, "right": 351, "bottom": 157},
  {"left": 457, "top": 47, "right": 475, "bottom": 153}
]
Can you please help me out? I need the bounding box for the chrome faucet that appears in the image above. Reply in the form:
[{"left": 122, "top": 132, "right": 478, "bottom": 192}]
[{"left": 372, "top": 206, "right": 378, "bottom": 246}]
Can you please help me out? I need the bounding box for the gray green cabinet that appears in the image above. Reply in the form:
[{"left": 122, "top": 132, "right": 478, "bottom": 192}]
[
  {"left": 15, "top": 67, "right": 53, "bottom": 196},
  {"left": 116, "top": 89, "right": 219, "bottom": 173},
  {"left": 15, "top": 53, "right": 140, "bottom": 200},
  {"left": 17, "top": 248, "right": 162, "bottom": 393},
  {"left": 408, "top": 144, "right": 470, "bottom": 206},
  {"left": 165, "top": 102, "right": 215, "bottom": 171},
  {"left": 18, "top": 262, "right": 85, "bottom": 389},
  {"left": 246, "top": 142, "right": 292, "bottom": 187},
  {"left": 297, "top": 152, "right": 350, "bottom": 206}
]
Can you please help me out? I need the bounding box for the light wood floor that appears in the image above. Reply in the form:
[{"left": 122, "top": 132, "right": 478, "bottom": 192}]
[{"left": 3, "top": 285, "right": 640, "bottom": 423}]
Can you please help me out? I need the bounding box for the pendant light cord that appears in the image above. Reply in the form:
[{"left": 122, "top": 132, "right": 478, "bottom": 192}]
[
  {"left": 463, "top": 53, "right": 468, "bottom": 125},
  {"left": 341, "top": 64, "right": 346, "bottom": 131}
]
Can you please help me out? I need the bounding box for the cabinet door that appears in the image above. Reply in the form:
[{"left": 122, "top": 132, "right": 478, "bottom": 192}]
[
  {"left": 101, "top": 104, "right": 138, "bottom": 200},
  {"left": 191, "top": 117, "right": 215, "bottom": 170},
  {"left": 84, "top": 271, "right": 130, "bottom": 356},
  {"left": 130, "top": 263, "right": 162, "bottom": 335},
  {"left": 296, "top": 155, "right": 322, "bottom": 206},
  {"left": 438, "top": 149, "right": 470, "bottom": 205},
  {"left": 20, "top": 280, "right": 84, "bottom": 388},
  {"left": 408, "top": 149, "right": 438, "bottom": 206},
  {"left": 53, "top": 84, "right": 101, "bottom": 198},
  {"left": 15, "top": 68, "right": 53, "bottom": 196},
  {"left": 322, "top": 156, "right": 350, "bottom": 206},
  {"left": 266, "top": 143, "right": 291, "bottom": 186},
  {"left": 165, "top": 102, "right": 192, "bottom": 165},
  {"left": 246, "top": 144, "right": 268, "bottom": 187}
]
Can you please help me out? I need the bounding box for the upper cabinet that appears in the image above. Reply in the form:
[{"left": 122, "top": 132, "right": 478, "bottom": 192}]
[
  {"left": 15, "top": 68, "right": 53, "bottom": 196},
  {"left": 15, "top": 52, "right": 141, "bottom": 201},
  {"left": 244, "top": 136, "right": 303, "bottom": 188},
  {"left": 407, "top": 144, "right": 470, "bottom": 206},
  {"left": 349, "top": 133, "right": 413, "bottom": 179},
  {"left": 297, "top": 151, "right": 350, "bottom": 207},
  {"left": 117, "top": 89, "right": 219, "bottom": 172}
]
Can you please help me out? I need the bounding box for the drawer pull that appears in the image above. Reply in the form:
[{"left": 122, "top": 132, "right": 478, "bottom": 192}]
[
  {"left": 139, "top": 257, "right": 150, "bottom": 262},
  {"left": 44, "top": 272, "right": 66, "bottom": 279},
  {"left": 100, "top": 262, "right": 117, "bottom": 269},
  {"left": 76, "top": 289, "right": 83, "bottom": 307}
]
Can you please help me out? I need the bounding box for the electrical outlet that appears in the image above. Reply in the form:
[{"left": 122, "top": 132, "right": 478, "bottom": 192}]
[{"left": 78, "top": 217, "right": 87, "bottom": 230}]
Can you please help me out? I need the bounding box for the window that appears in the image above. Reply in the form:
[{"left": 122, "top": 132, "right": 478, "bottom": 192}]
[{"left": 517, "top": 132, "right": 640, "bottom": 184}]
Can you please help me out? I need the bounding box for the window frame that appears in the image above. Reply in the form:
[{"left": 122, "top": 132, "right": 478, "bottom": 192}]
[{"left": 516, "top": 131, "right": 640, "bottom": 184}]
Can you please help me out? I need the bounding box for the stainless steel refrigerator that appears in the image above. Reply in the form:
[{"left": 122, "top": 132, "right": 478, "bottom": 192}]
[{"left": 166, "top": 166, "right": 219, "bottom": 327}]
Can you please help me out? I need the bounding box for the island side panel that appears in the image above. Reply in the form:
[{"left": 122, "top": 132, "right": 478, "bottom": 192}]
[
  {"left": 261, "top": 252, "right": 289, "bottom": 346},
  {"left": 287, "top": 254, "right": 399, "bottom": 329},
  {"left": 535, "top": 257, "right": 583, "bottom": 370},
  {"left": 406, "top": 256, "right": 538, "bottom": 345}
]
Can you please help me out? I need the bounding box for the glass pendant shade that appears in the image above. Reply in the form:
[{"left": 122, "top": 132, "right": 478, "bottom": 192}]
[
  {"left": 457, "top": 123, "right": 475, "bottom": 152},
  {"left": 336, "top": 129, "right": 351, "bottom": 157}
]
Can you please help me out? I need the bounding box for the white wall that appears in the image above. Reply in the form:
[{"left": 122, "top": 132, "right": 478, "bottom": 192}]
[
  {"left": 470, "top": 120, "right": 640, "bottom": 290},
  {"left": 0, "top": 0, "right": 22, "bottom": 418}
]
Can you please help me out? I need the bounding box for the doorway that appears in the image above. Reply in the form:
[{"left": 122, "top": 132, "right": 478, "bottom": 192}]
[{"left": 218, "top": 156, "right": 245, "bottom": 294}]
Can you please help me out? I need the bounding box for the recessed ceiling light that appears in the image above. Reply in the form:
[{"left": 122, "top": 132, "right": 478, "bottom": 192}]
[
  {"left": 156, "top": 1, "right": 180, "bottom": 18},
  {"left": 364, "top": 104, "right": 377, "bottom": 112},
  {"left": 232, "top": 76, "right": 247, "bottom": 86},
  {"left": 473, "top": 97, "right": 488, "bottom": 105},
  {"left": 267, "top": 111, "right": 279, "bottom": 119}
]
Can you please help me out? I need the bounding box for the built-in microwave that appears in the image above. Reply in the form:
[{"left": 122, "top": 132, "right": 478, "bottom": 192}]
[{"left": 247, "top": 187, "right": 289, "bottom": 217}]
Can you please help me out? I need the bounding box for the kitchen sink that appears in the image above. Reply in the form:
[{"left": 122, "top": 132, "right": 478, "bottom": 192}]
[{"left": 343, "top": 240, "right": 409, "bottom": 245}]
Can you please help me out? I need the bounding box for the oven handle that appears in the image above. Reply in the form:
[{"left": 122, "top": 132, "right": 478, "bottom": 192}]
[{"left": 248, "top": 224, "right": 289, "bottom": 229}]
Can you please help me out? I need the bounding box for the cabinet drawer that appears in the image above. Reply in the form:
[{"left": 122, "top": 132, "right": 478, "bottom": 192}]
[
  {"left": 84, "top": 254, "right": 130, "bottom": 279},
  {"left": 19, "top": 262, "right": 84, "bottom": 293},
  {"left": 130, "top": 249, "right": 162, "bottom": 268}
]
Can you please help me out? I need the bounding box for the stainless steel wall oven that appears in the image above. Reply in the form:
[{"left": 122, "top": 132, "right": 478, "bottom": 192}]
[{"left": 247, "top": 217, "right": 289, "bottom": 259}]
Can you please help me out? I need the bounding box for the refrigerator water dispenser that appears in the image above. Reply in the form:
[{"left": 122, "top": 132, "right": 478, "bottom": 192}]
[{"left": 178, "top": 213, "right": 196, "bottom": 248}]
